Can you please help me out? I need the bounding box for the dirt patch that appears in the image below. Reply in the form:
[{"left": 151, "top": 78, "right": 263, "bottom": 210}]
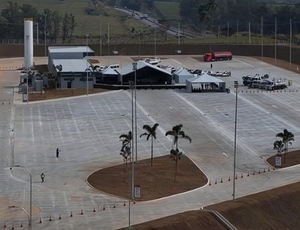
[
  {"left": 121, "top": 211, "right": 227, "bottom": 230},
  {"left": 266, "top": 149, "right": 300, "bottom": 168},
  {"left": 28, "top": 88, "right": 112, "bottom": 102},
  {"left": 121, "top": 181, "right": 300, "bottom": 230},
  {"left": 87, "top": 155, "right": 208, "bottom": 201}
]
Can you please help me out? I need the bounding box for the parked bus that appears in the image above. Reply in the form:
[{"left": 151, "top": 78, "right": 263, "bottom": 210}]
[{"left": 204, "top": 51, "right": 232, "bottom": 62}]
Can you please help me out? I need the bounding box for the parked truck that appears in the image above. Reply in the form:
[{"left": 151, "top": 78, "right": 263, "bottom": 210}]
[{"left": 203, "top": 51, "right": 232, "bottom": 62}]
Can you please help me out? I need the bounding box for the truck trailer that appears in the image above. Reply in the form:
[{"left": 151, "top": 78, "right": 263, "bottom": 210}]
[{"left": 204, "top": 51, "right": 232, "bottom": 62}]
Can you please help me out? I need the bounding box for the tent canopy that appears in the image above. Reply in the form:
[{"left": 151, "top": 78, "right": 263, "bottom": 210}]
[{"left": 187, "top": 73, "right": 224, "bottom": 83}]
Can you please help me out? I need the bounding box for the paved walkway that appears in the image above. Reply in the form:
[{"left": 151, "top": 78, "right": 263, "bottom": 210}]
[{"left": 0, "top": 56, "right": 300, "bottom": 229}]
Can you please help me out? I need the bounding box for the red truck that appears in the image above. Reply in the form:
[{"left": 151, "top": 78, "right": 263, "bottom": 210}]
[{"left": 203, "top": 51, "right": 232, "bottom": 62}]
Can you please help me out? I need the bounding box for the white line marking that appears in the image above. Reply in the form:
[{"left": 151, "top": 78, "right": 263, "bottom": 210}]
[
  {"left": 125, "top": 91, "right": 172, "bottom": 142},
  {"left": 272, "top": 105, "right": 277, "bottom": 108},
  {"left": 223, "top": 152, "right": 228, "bottom": 157}
]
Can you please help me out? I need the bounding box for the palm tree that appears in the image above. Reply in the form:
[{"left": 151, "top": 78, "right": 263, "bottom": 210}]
[
  {"left": 140, "top": 123, "right": 159, "bottom": 166},
  {"left": 119, "top": 131, "right": 132, "bottom": 148},
  {"left": 273, "top": 140, "right": 285, "bottom": 155},
  {"left": 120, "top": 143, "right": 131, "bottom": 180},
  {"left": 165, "top": 124, "right": 192, "bottom": 150},
  {"left": 276, "top": 129, "right": 294, "bottom": 163},
  {"left": 170, "top": 148, "right": 183, "bottom": 182},
  {"left": 166, "top": 124, "right": 191, "bottom": 182}
]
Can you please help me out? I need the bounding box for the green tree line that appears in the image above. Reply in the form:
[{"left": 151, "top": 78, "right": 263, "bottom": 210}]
[
  {"left": 0, "top": 2, "right": 77, "bottom": 43},
  {"left": 103, "top": 0, "right": 300, "bottom": 35},
  {"left": 179, "top": 0, "right": 300, "bottom": 35}
]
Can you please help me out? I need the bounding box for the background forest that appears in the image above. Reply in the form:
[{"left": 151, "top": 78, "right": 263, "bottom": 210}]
[{"left": 0, "top": 0, "right": 300, "bottom": 44}]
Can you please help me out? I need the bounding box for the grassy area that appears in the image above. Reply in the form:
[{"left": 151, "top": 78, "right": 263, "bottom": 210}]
[
  {"left": 153, "top": 1, "right": 181, "bottom": 21},
  {"left": 0, "top": 0, "right": 147, "bottom": 37}
]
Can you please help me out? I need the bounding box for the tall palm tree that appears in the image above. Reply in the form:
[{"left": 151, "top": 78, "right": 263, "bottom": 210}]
[
  {"left": 170, "top": 148, "right": 182, "bottom": 182},
  {"left": 276, "top": 129, "right": 294, "bottom": 163},
  {"left": 166, "top": 124, "right": 191, "bottom": 182},
  {"left": 165, "top": 124, "right": 192, "bottom": 150},
  {"left": 140, "top": 123, "right": 159, "bottom": 166}
]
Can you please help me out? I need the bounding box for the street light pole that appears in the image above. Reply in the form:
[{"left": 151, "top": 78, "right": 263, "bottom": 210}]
[
  {"left": 129, "top": 79, "right": 135, "bottom": 228},
  {"left": 233, "top": 81, "right": 238, "bottom": 200},
  {"left": 12, "top": 165, "right": 32, "bottom": 229},
  {"left": 133, "top": 62, "right": 137, "bottom": 163},
  {"left": 86, "top": 34, "right": 89, "bottom": 96},
  {"left": 121, "top": 48, "right": 126, "bottom": 85},
  {"left": 44, "top": 14, "right": 46, "bottom": 57}
]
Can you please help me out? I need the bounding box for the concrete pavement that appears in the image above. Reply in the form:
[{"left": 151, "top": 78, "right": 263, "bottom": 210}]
[{"left": 0, "top": 56, "right": 300, "bottom": 229}]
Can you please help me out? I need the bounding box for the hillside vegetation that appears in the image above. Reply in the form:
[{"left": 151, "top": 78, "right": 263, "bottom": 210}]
[{"left": 0, "top": 0, "right": 299, "bottom": 45}]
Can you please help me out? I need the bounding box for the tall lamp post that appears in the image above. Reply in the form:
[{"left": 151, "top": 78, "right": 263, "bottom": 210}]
[
  {"left": 44, "top": 13, "right": 47, "bottom": 57},
  {"left": 120, "top": 48, "right": 126, "bottom": 85},
  {"left": 86, "top": 34, "right": 89, "bottom": 96},
  {"left": 11, "top": 165, "right": 32, "bottom": 229},
  {"left": 128, "top": 80, "right": 135, "bottom": 228},
  {"left": 233, "top": 81, "right": 238, "bottom": 200},
  {"left": 132, "top": 62, "right": 137, "bottom": 163}
]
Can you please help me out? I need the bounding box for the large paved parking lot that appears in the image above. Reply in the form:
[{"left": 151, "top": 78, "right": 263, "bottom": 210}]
[{"left": 0, "top": 56, "right": 300, "bottom": 229}]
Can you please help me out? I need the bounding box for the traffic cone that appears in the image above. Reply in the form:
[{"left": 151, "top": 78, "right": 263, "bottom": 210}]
[
  {"left": 241, "top": 173, "right": 243, "bottom": 178},
  {"left": 247, "top": 172, "right": 249, "bottom": 177},
  {"left": 81, "top": 209, "right": 83, "bottom": 215},
  {"left": 209, "top": 180, "right": 211, "bottom": 186},
  {"left": 70, "top": 211, "right": 73, "bottom": 217},
  {"left": 228, "top": 177, "right": 230, "bottom": 181},
  {"left": 39, "top": 217, "right": 42, "bottom": 224},
  {"left": 49, "top": 215, "right": 52, "bottom": 221},
  {"left": 59, "top": 214, "right": 61, "bottom": 220},
  {"left": 220, "top": 178, "right": 223, "bottom": 183},
  {"left": 235, "top": 174, "right": 238, "bottom": 180},
  {"left": 93, "top": 207, "right": 96, "bottom": 212}
]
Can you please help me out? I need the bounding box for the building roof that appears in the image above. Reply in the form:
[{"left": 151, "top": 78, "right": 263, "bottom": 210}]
[
  {"left": 48, "top": 46, "right": 94, "bottom": 54},
  {"left": 119, "top": 60, "right": 172, "bottom": 76},
  {"left": 187, "top": 73, "right": 224, "bottom": 83},
  {"left": 53, "top": 59, "right": 91, "bottom": 72}
]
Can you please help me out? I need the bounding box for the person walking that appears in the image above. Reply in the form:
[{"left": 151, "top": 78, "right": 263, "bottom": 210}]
[
  {"left": 41, "top": 173, "right": 45, "bottom": 183},
  {"left": 56, "top": 148, "right": 60, "bottom": 158},
  {"left": 210, "top": 63, "right": 213, "bottom": 69}
]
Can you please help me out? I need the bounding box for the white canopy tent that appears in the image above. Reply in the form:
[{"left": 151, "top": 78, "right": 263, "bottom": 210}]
[
  {"left": 186, "top": 73, "right": 226, "bottom": 93},
  {"left": 173, "top": 68, "right": 194, "bottom": 84}
]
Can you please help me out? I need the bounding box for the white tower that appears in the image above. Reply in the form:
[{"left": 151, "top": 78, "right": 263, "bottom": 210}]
[{"left": 24, "top": 18, "right": 34, "bottom": 68}]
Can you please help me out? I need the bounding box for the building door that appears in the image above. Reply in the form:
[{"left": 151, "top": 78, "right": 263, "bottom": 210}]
[{"left": 67, "top": 81, "right": 72, "bottom": 88}]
